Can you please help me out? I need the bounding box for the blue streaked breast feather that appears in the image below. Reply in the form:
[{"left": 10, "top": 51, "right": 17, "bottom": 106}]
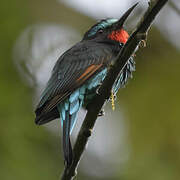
[{"left": 57, "top": 56, "right": 135, "bottom": 135}]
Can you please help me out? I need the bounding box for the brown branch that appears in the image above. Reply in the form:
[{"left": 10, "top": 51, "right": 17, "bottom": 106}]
[{"left": 61, "top": 0, "right": 169, "bottom": 179}]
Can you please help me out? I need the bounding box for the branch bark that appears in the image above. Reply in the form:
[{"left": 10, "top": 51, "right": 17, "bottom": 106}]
[{"left": 61, "top": 0, "right": 168, "bottom": 179}]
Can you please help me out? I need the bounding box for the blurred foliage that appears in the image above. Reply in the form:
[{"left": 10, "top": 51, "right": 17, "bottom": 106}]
[
  {"left": 0, "top": 0, "right": 63, "bottom": 180},
  {"left": 119, "top": 27, "right": 180, "bottom": 180},
  {"left": 0, "top": 0, "right": 180, "bottom": 179}
]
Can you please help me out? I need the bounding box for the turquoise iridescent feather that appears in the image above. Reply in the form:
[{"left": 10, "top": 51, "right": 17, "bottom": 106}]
[
  {"left": 87, "top": 19, "right": 118, "bottom": 37},
  {"left": 56, "top": 57, "right": 135, "bottom": 135}
]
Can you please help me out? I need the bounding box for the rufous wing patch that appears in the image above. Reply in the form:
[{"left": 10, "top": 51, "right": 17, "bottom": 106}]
[
  {"left": 76, "top": 64, "right": 102, "bottom": 83},
  {"left": 42, "top": 64, "right": 102, "bottom": 114}
]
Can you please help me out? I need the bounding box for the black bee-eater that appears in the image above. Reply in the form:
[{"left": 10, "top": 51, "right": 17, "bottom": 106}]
[{"left": 35, "top": 4, "right": 137, "bottom": 167}]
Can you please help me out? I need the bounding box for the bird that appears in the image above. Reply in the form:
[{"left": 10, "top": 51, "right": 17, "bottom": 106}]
[{"left": 35, "top": 4, "right": 137, "bottom": 167}]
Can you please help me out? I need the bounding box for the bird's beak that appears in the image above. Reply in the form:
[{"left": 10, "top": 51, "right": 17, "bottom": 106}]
[{"left": 114, "top": 3, "right": 138, "bottom": 29}]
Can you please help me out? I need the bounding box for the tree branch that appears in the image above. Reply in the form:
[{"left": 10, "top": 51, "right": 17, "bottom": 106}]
[{"left": 61, "top": 0, "right": 169, "bottom": 179}]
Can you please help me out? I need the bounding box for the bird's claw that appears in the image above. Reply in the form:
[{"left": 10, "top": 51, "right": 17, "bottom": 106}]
[
  {"left": 98, "top": 109, "right": 105, "bottom": 116},
  {"left": 96, "top": 83, "right": 102, "bottom": 95}
]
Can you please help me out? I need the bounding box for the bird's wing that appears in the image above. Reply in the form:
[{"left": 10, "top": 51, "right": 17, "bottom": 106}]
[{"left": 35, "top": 41, "right": 113, "bottom": 117}]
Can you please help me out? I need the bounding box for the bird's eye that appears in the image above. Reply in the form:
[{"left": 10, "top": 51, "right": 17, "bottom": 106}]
[
  {"left": 98, "top": 29, "right": 103, "bottom": 33},
  {"left": 119, "top": 43, "right": 124, "bottom": 47}
]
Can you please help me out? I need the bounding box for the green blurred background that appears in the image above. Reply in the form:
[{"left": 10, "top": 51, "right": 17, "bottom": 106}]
[{"left": 1, "top": 0, "right": 180, "bottom": 179}]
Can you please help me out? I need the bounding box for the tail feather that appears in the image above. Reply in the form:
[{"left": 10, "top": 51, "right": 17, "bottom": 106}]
[
  {"left": 62, "top": 111, "right": 73, "bottom": 167},
  {"left": 70, "top": 112, "right": 78, "bottom": 134},
  {"left": 56, "top": 88, "right": 85, "bottom": 167},
  {"left": 57, "top": 101, "right": 81, "bottom": 167}
]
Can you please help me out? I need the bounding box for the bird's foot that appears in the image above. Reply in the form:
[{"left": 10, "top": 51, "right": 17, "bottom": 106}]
[
  {"left": 96, "top": 83, "right": 102, "bottom": 95},
  {"left": 98, "top": 109, "right": 105, "bottom": 116}
]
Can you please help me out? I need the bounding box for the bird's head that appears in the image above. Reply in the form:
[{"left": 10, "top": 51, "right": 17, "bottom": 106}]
[{"left": 83, "top": 3, "right": 138, "bottom": 44}]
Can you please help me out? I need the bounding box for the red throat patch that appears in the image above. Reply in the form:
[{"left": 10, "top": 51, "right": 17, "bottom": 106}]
[{"left": 108, "top": 29, "right": 129, "bottom": 43}]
